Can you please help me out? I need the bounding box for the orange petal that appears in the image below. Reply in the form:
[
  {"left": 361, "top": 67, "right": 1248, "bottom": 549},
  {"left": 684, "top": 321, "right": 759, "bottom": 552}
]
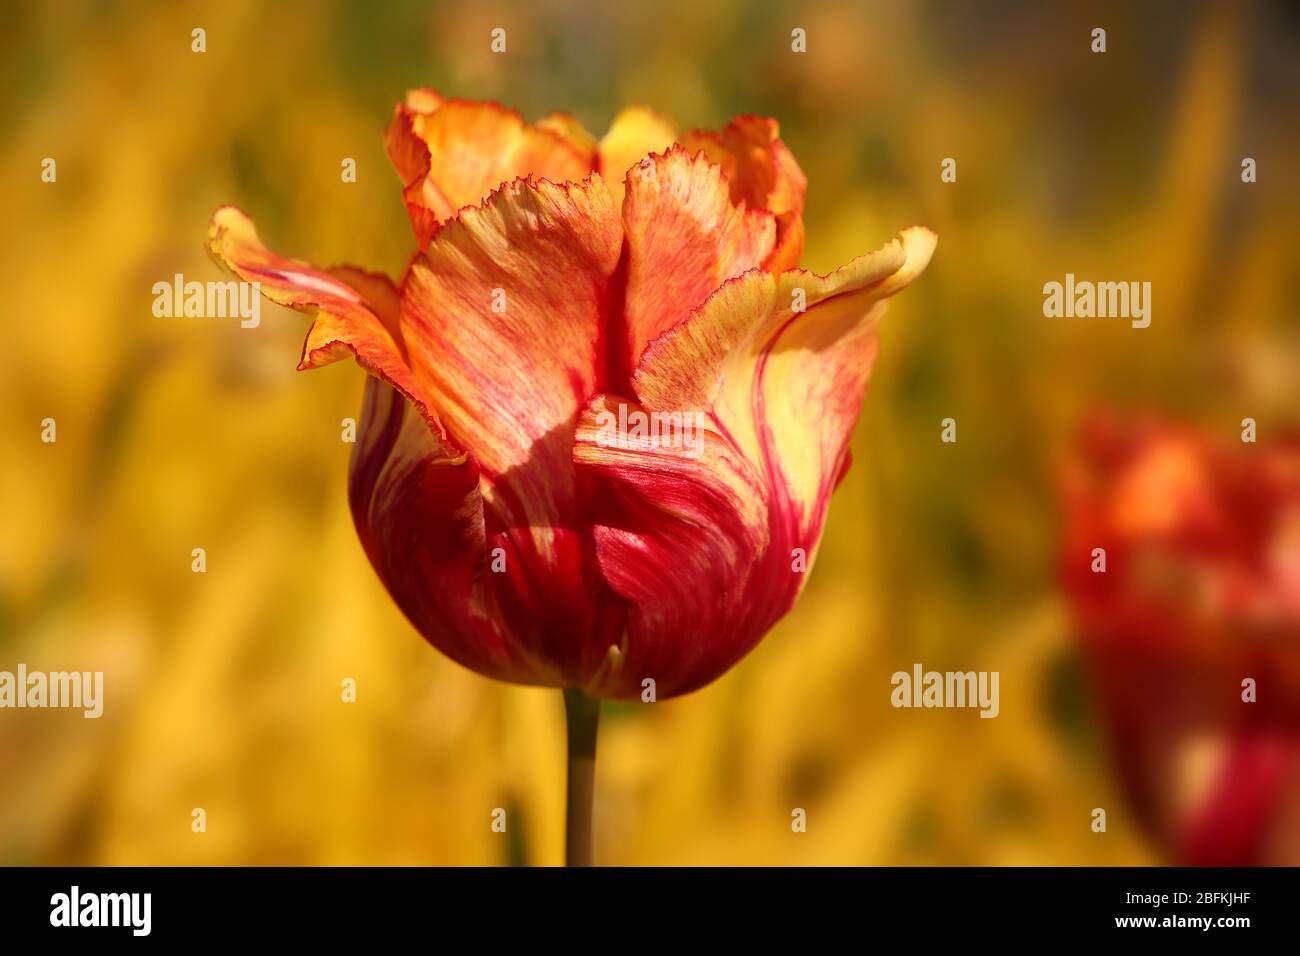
[
  {"left": 598, "top": 105, "right": 678, "bottom": 208},
  {"left": 617, "top": 145, "right": 775, "bottom": 385},
  {"left": 384, "top": 89, "right": 595, "bottom": 248},
  {"left": 401, "top": 175, "right": 627, "bottom": 681},
  {"left": 206, "top": 205, "right": 442, "bottom": 433},
  {"left": 681, "top": 115, "right": 807, "bottom": 272}
]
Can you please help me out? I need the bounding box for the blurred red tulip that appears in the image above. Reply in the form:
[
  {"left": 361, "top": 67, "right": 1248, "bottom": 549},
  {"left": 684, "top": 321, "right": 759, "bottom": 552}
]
[
  {"left": 1062, "top": 415, "right": 1300, "bottom": 864},
  {"left": 207, "top": 90, "right": 934, "bottom": 700}
]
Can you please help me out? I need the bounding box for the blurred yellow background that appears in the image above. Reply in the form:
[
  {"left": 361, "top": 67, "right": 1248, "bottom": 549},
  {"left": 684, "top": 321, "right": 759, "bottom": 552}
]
[{"left": 2, "top": 0, "right": 1297, "bottom": 865}]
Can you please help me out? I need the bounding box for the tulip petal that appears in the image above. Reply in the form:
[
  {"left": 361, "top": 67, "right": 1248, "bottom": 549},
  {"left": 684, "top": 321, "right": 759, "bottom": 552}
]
[
  {"left": 618, "top": 145, "right": 776, "bottom": 385},
  {"left": 385, "top": 89, "right": 595, "bottom": 248},
  {"left": 401, "top": 175, "right": 627, "bottom": 681},
  {"left": 208, "top": 205, "right": 574, "bottom": 684},
  {"left": 681, "top": 116, "right": 807, "bottom": 271},
  {"left": 349, "top": 377, "right": 564, "bottom": 686},
  {"left": 598, "top": 105, "right": 677, "bottom": 208},
  {"left": 573, "top": 395, "right": 771, "bottom": 698},
  {"left": 575, "top": 227, "right": 935, "bottom": 698},
  {"left": 206, "top": 205, "right": 442, "bottom": 432},
  {"left": 725, "top": 227, "right": 937, "bottom": 535}
]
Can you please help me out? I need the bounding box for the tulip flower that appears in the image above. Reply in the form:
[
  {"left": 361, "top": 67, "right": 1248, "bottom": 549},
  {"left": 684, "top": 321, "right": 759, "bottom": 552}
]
[
  {"left": 207, "top": 90, "right": 934, "bottom": 864},
  {"left": 1062, "top": 415, "right": 1300, "bottom": 864}
]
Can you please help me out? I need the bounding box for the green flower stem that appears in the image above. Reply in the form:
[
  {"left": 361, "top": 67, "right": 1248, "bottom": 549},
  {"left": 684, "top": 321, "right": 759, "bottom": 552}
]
[{"left": 562, "top": 687, "right": 601, "bottom": 867}]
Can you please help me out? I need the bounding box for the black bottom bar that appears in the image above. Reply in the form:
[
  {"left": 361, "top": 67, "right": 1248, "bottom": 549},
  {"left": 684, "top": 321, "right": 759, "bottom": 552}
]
[{"left": 0, "top": 867, "right": 1291, "bottom": 942}]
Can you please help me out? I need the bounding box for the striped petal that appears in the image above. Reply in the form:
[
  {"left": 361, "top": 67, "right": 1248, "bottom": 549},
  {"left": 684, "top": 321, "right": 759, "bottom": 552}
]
[
  {"left": 384, "top": 89, "right": 595, "bottom": 249},
  {"left": 573, "top": 394, "right": 770, "bottom": 698},
  {"left": 693, "top": 228, "right": 937, "bottom": 539},
  {"left": 206, "top": 205, "right": 440, "bottom": 431},
  {"left": 206, "top": 204, "right": 564, "bottom": 683},
  {"left": 400, "top": 175, "right": 627, "bottom": 684},
  {"left": 681, "top": 116, "right": 807, "bottom": 272},
  {"left": 616, "top": 145, "right": 775, "bottom": 386},
  {"left": 574, "top": 228, "right": 936, "bottom": 698}
]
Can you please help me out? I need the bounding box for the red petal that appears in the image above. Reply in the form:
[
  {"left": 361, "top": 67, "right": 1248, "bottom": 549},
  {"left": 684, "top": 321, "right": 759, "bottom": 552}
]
[
  {"left": 574, "top": 228, "right": 936, "bottom": 698},
  {"left": 573, "top": 395, "right": 771, "bottom": 698},
  {"left": 350, "top": 378, "right": 558, "bottom": 685}
]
